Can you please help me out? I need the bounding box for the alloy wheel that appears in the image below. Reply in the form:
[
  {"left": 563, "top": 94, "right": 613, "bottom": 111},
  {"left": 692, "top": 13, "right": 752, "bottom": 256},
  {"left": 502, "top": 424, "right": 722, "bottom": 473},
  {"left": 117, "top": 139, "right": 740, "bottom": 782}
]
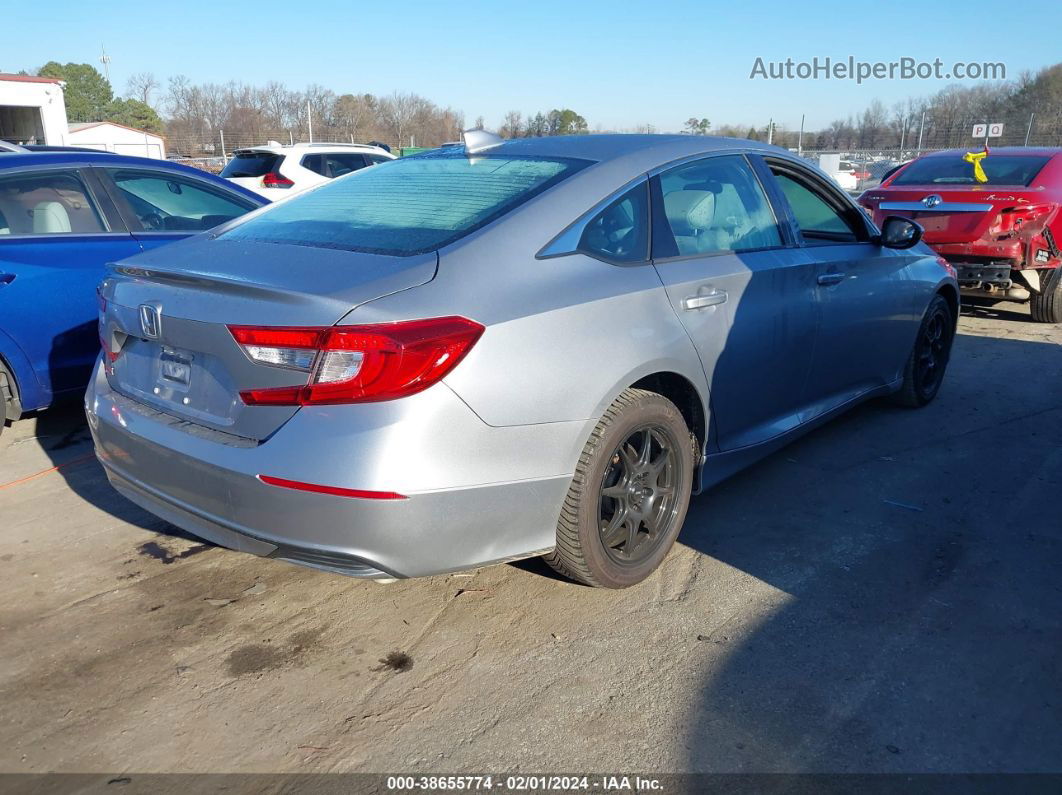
[
  {"left": 598, "top": 425, "right": 681, "bottom": 565},
  {"left": 916, "top": 307, "right": 950, "bottom": 398}
]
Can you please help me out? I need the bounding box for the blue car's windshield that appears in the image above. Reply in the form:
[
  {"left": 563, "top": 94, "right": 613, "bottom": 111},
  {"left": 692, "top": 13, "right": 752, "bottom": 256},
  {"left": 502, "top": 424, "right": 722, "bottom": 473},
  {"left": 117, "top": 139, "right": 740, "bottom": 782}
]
[{"left": 220, "top": 150, "right": 590, "bottom": 255}]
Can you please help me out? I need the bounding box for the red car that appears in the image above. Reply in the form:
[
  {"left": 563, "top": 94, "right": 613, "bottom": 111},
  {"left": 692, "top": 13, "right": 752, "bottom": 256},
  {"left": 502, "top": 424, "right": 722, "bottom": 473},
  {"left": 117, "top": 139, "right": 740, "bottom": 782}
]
[{"left": 859, "top": 147, "right": 1062, "bottom": 322}]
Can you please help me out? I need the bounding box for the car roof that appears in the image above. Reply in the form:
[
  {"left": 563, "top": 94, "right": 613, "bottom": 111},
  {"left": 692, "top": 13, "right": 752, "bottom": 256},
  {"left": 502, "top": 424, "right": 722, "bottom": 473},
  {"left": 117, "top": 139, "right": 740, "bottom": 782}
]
[
  {"left": 234, "top": 142, "right": 392, "bottom": 155},
  {"left": 473, "top": 133, "right": 781, "bottom": 163},
  {"left": 0, "top": 150, "right": 268, "bottom": 204}
]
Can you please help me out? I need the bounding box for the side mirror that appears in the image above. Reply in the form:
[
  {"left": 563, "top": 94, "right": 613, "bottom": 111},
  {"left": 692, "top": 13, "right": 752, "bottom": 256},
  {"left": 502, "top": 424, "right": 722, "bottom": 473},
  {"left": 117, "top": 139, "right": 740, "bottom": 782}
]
[{"left": 879, "top": 215, "right": 923, "bottom": 249}]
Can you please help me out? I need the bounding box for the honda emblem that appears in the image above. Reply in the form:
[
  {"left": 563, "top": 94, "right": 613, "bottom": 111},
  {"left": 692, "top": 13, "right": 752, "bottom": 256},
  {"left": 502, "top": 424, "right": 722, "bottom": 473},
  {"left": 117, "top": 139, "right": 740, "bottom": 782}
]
[{"left": 139, "top": 304, "right": 161, "bottom": 339}]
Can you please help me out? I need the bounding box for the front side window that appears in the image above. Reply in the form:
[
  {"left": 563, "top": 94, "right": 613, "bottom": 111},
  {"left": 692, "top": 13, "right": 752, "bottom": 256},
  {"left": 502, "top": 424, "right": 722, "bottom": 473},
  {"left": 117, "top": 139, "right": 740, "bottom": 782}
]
[
  {"left": 0, "top": 170, "right": 105, "bottom": 236},
  {"left": 579, "top": 182, "right": 649, "bottom": 263},
  {"left": 107, "top": 169, "right": 256, "bottom": 232},
  {"left": 221, "top": 150, "right": 590, "bottom": 256},
  {"left": 654, "top": 155, "right": 781, "bottom": 258},
  {"left": 772, "top": 171, "right": 861, "bottom": 243}
]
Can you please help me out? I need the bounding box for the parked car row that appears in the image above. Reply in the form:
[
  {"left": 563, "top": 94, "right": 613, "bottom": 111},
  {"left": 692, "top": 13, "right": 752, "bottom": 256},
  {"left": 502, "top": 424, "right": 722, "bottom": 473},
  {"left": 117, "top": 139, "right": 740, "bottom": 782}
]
[
  {"left": 83, "top": 132, "right": 958, "bottom": 587},
  {"left": 9, "top": 131, "right": 1060, "bottom": 588}
]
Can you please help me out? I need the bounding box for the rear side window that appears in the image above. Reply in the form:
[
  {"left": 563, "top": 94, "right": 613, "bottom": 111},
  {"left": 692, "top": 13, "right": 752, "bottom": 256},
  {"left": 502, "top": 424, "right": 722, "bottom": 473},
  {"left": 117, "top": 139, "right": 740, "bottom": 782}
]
[
  {"left": 221, "top": 151, "right": 590, "bottom": 255},
  {"left": 301, "top": 154, "right": 326, "bottom": 176},
  {"left": 579, "top": 182, "right": 649, "bottom": 263},
  {"left": 653, "top": 155, "right": 781, "bottom": 258},
  {"left": 325, "top": 153, "right": 369, "bottom": 178},
  {"left": 107, "top": 170, "right": 257, "bottom": 231},
  {"left": 220, "top": 152, "right": 283, "bottom": 178},
  {"left": 891, "top": 155, "right": 1050, "bottom": 186},
  {"left": 0, "top": 169, "right": 106, "bottom": 235}
]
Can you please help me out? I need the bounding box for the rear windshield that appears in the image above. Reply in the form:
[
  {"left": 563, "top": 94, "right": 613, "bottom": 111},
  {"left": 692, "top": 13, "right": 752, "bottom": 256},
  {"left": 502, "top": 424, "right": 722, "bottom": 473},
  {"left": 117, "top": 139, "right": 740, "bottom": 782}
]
[
  {"left": 219, "top": 150, "right": 590, "bottom": 255},
  {"left": 891, "top": 155, "right": 1050, "bottom": 187},
  {"left": 220, "top": 152, "right": 283, "bottom": 178}
]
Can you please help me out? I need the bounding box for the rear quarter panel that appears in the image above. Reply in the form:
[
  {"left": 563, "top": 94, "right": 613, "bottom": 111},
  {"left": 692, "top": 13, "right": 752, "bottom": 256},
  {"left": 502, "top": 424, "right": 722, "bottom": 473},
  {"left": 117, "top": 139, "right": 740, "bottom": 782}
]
[{"left": 347, "top": 239, "right": 708, "bottom": 431}]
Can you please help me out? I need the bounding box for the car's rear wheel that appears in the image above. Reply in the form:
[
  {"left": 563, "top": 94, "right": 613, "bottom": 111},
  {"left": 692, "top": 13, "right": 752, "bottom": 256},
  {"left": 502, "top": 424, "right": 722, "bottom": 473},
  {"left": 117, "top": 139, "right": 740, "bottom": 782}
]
[
  {"left": 0, "top": 367, "right": 11, "bottom": 442},
  {"left": 891, "top": 294, "right": 955, "bottom": 408},
  {"left": 1030, "top": 267, "right": 1062, "bottom": 323},
  {"left": 545, "top": 388, "right": 695, "bottom": 588}
]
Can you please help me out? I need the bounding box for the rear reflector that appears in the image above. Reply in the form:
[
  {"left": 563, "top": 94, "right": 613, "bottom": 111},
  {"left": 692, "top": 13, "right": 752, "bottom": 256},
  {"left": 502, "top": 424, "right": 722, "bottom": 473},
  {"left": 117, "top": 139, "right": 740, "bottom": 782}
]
[
  {"left": 229, "top": 316, "right": 484, "bottom": 405},
  {"left": 258, "top": 474, "right": 406, "bottom": 500}
]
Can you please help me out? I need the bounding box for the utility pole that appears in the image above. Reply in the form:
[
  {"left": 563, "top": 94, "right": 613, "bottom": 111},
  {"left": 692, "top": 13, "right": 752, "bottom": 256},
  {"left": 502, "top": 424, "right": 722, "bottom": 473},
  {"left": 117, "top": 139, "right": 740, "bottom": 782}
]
[
  {"left": 767, "top": 117, "right": 773, "bottom": 145},
  {"left": 99, "top": 44, "right": 111, "bottom": 83},
  {"left": 798, "top": 114, "right": 804, "bottom": 156},
  {"left": 1025, "top": 112, "right": 1035, "bottom": 146},
  {"left": 307, "top": 100, "right": 313, "bottom": 143},
  {"left": 916, "top": 110, "right": 926, "bottom": 152}
]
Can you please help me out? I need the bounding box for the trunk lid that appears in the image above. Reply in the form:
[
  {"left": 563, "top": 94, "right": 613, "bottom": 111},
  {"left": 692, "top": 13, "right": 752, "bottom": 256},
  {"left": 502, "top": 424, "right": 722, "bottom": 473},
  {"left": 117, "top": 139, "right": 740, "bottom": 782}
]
[
  {"left": 99, "top": 237, "right": 437, "bottom": 440},
  {"left": 861, "top": 186, "right": 1043, "bottom": 244}
]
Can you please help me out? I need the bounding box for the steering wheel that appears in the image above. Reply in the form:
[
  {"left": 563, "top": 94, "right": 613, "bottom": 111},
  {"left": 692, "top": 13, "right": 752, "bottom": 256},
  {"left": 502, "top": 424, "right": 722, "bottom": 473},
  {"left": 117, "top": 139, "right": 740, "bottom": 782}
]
[{"left": 141, "top": 212, "right": 165, "bottom": 231}]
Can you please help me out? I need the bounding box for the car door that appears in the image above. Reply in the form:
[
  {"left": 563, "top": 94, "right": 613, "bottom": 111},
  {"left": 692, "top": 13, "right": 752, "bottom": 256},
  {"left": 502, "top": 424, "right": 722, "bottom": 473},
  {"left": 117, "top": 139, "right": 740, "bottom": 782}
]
[
  {"left": 650, "top": 153, "right": 818, "bottom": 452},
  {"left": 96, "top": 166, "right": 262, "bottom": 252},
  {"left": 759, "top": 156, "right": 919, "bottom": 411},
  {"left": 0, "top": 164, "right": 141, "bottom": 406}
]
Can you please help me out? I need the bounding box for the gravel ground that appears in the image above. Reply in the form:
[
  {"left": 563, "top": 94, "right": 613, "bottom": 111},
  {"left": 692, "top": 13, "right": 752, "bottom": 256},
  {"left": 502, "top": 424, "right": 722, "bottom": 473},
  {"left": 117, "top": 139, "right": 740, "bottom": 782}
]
[{"left": 0, "top": 301, "right": 1059, "bottom": 780}]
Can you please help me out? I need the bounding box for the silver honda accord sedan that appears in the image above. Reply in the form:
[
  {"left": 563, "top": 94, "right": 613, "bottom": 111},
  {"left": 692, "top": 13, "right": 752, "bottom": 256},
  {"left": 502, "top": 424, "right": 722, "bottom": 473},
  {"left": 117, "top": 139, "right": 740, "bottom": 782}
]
[{"left": 87, "top": 132, "right": 958, "bottom": 588}]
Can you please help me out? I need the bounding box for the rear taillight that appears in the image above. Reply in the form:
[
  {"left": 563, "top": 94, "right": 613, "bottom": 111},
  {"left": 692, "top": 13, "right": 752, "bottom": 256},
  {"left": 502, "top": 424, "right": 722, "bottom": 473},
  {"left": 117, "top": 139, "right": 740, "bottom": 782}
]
[
  {"left": 229, "top": 316, "right": 484, "bottom": 405},
  {"left": 261, "top": 172, "right": 294, "bottom": 189},
  {"left": 99, "top": 328, "right": 122, "bottom": 363},
  {"left": 990, "top": 204, "right": 1056, "bottom": 237}
]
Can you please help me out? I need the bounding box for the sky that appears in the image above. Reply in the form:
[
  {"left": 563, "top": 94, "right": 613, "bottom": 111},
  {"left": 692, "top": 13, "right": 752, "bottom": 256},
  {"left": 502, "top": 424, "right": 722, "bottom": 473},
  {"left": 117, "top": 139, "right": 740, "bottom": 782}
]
[{"left": 3, "top": 0, "right": 1060, "bottom": 132}]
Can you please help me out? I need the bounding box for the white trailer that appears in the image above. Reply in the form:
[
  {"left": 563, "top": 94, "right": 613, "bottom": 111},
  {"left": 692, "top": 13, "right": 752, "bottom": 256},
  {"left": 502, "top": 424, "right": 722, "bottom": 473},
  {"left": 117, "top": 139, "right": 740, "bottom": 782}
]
[{"left": 0, "top": 73, "right": 69, "bottom": 145}]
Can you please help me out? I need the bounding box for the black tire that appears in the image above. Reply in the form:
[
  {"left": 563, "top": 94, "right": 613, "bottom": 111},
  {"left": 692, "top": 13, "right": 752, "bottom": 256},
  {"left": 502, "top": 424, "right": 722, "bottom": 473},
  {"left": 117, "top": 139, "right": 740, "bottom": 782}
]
[
  {"left": 1030, "top": 267, "right": 1062, "bottom": 324},
  {"left": 544, "top": 388, "right": 695, "bottom": 588},
  {"left": 891, "top": 294, "right": 955, "bottom": 408},
  {"left": 0, "top": 369, "right": 9, "bottom": 442}
]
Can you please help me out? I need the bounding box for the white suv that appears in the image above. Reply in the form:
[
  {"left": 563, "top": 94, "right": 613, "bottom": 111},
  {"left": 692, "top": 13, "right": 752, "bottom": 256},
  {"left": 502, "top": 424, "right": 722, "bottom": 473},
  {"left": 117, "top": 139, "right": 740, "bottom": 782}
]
[{"left": 220, "top": 141, "right": 396, "bottom": 198}]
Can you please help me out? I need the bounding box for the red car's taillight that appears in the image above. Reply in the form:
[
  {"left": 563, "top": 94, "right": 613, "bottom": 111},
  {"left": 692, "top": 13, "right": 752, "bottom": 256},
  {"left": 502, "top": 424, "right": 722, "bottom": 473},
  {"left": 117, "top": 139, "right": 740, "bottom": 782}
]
[
  {"left": 229, "top": 316, "right": 485, "bottom": 406},
  {"left": 261, "top": 172, "right": 294, "bottom": 189},
  {"left": 991, "top": 203, "right": 1056, "bottom": 236}
]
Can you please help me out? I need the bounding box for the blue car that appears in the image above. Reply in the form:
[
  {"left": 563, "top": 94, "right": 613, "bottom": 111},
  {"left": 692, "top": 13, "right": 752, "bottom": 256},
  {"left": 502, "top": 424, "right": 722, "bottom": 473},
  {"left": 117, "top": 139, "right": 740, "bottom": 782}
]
[{"left": 0, "top": 151, "right": 266, "bottom": 433}]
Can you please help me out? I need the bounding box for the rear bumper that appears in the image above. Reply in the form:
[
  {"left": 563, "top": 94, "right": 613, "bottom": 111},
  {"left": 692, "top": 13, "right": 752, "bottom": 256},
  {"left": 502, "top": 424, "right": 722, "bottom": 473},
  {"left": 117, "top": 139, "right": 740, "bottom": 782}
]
[{"left": 86, "top": 361, "right": 581, "bottom": 578}]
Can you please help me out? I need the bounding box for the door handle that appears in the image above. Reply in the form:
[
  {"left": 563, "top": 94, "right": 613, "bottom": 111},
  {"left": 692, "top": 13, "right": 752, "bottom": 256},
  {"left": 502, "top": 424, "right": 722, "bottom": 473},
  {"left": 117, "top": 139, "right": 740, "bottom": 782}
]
[
  {"left": 0, "top": 273, "right": 14, "bottom": 286},
  {"left": 817, "top": 271, "right": 846, "bottom": 286},
  {"left": 683, "top": 289, "right": 728, "bottom": 310}
]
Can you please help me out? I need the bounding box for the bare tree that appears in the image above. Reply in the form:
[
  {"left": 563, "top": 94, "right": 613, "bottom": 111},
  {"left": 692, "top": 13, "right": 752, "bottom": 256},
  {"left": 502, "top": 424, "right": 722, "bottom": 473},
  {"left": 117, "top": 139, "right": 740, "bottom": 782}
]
[
  {"left": 126, "top": 72, "right": 159, "bottom": 106},
  {"left": 379, "top": 92, "right": 421, "bottom": 147},
  {"left": 500, "top": 110, "right": 523, "bottom": 138}
]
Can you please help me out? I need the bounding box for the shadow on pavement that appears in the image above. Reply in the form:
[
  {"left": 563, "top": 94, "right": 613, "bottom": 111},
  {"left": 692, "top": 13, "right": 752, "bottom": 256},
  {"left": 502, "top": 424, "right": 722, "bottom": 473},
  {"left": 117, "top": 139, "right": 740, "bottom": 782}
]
[
  {"left": 31, "top": 399, "right": 205, "bottom": 545},
  {"left": 678, "top": 331, "right": 1062, "bottom": 772}
]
